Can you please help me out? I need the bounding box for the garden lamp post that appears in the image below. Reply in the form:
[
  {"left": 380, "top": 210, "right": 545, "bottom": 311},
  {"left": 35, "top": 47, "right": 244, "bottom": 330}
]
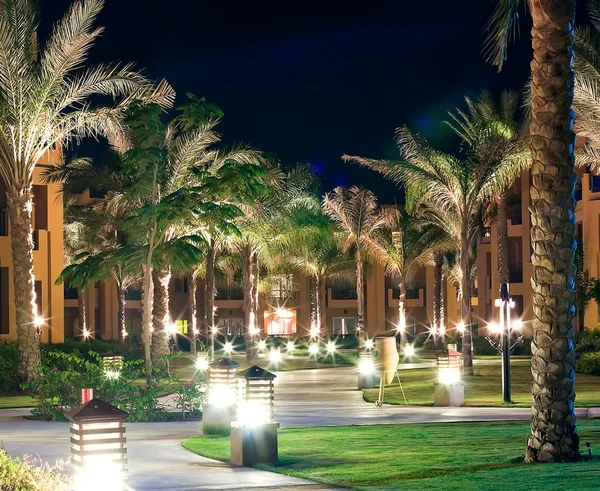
[
  {"left": 434, "top": 347, "right": 464, "bottom": 406},
  {"left": 202, "top": 357, "right": 240, "bottom": 435},
  {"left": 101, "top": 351, "right": 124, "bottom": 380},
  {"left": 65, "top": 398, "right": 129, "bottom": 491},
  {"left": 496, "top": 283, "right": 513, "bottom": 403},
  {"left": 231, "top": 365, "right": 279, "bottom": 466}
]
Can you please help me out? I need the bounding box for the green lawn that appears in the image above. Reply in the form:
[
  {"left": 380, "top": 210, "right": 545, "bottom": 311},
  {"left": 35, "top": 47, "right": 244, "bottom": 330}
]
[
  {"left": 184, "top": 421, "right": 600, "bottom": 490},
  {"left": 363, "top": 359, "right": 600, "bottom": 407},
  {"left": 0, "top": 394, "right": 35, "bottom": 409}
]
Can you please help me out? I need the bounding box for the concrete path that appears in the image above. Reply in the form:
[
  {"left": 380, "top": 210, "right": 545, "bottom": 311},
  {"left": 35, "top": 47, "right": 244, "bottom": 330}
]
[
  {"left": 0, "top": 409, "right": 335, "bottom": 490},
  {"left": 272, "top": 366, "right": 598, "bottom": 426}
]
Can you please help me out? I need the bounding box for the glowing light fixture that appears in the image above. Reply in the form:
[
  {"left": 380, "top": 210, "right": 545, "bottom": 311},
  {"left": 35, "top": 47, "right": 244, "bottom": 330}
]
[
  {"left": 257, "top": 339, "right": 267, "bottom": 352},
  {"left": 358, "top": 357, "right": 375, "bottom": 375},
  {"left": 269, "top": 348, "right": 282, "bottom": 365},
  {"left": 487, "top": 322, "right": 502, "bottom": 335},
  {"left": 438, "top": 367, "right": 461, "bottom": 385},
  {"left": 249, "top": 326, "right": 260, "bottom": 336},
  {"left": 512, "top": 319, "right": 523, "bottom": 330},
  {"left": 403, "top": 344, "right": 415, "bottom": 359},
  {"left": 66, "top": 398, "right": 129, "bottom": 491},
  {"left": 192, "top": 327, "right": 200, "bottom": 335},
  {"left": 166, "top": 322, "right": 178, "bottom": 335},
  {"left": 223, "top": 341, "right": 234, "bottom": 355},
  {"left": 286, "top": 340, "right": 295, "bottom": 353},
  {"left": 101, "top": 352, "right": 124, "bottom": 380},
  {"left": 82, "top": 327, "right": 91, "bottom": 340},
  {"left": 235, "top": 365, "right": 276, "bottom": 427},
  {"left": 195, "top": 352, "right": 209, "bottom": 371},
  {"left": 456, "top": 321, "right": 465, "bottom": 334},
  {"left": 309, "top": 326, "right": 320, "bottom": 338},
  {"left": 121, "top": 329, "right": 128, "bottom": 338},
  {"left": 326, "top": 341, "right": 337, "bottom": 354},
  {"left": 206, "top": 357, "right": 239, "bottom": 408},
  {"left": 211, "top": 326, "right": 219, "bottom": 335},
  {"left": 308, "top": 342, "right": 319, "bottom": 356},
  {"left": 364, "top": 338, "right": 374, "bottom": 350},
  {"left": 34, "top": 315, "right": 45, "bottom": 328}
]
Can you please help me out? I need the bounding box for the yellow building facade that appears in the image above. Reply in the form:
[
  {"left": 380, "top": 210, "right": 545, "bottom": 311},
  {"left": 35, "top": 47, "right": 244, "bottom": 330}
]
[{"left": 0, "top": 149, "right": 65, "bottom": 343}]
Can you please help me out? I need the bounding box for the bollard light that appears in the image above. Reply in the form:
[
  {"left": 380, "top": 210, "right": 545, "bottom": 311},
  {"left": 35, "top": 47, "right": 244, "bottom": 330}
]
[
  {"left": 195, "top": 352, "right": 209, "bottom": 371},
  {"left": 101, "top": 352, "right": 124, "bottom": 380},
  {"left": 231, "top": 365, "right": 279, "bottom": 466},
  {"left": 309, "top": 326, "right": 320, "bottom": 338},
  {"left": 286, "top": 340, "right": 295, "bottom": 353},
  {"left": 364, "top": 338, "right": 374, "bottom": 351},
  {"left": 269, "top": 348, "right": 282, "bottom": 365},
  {"left": 65, "top": 398, "right": 129, "bottom": 491},
  {"left": 326, "top": 340, "right": 337, "bottom": 354},
  {"left": 257, "top": 339, "right": 267, "bottom": 352},
  {"left": 358, "top": 355, "right": 375, "bottom": 375},
  {"left": 308, "top": 342, "right": 319, "bottom": 356},
  {"left": 203, "top": 357, "right": 240, "bottom": 435},
  {"left": 434, "top": 347, "right": 464, "bottom": 406},
  {"left": 235, "top": 365, "right": 276, "bottom": 426},
  {"left": 223, "top": 340, "right": 234, "bottom": 355},
  {"left": 403, "top": 344, "right": 415, "bottom": 359}
]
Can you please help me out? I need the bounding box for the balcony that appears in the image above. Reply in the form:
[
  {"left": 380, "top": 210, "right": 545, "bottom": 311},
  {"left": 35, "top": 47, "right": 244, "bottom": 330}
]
[
  {"left": 591, "top": 176, "right": 600, "bottom": 194},
  {"left": 481, "top": 227, "right": 491, "bottom": 244},
  {"left": 215, "top": 286, "right": 243, "bottom": 301},
  {"left": 327, "top": 288, "right": 357, "bottom": 308},
  {"left": 387, "top": 288, "right": 425, "bottom": 308}
]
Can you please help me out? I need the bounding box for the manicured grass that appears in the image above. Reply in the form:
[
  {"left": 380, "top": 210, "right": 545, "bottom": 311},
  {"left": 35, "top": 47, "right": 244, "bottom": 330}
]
[
  {"left": 363, "top": 359, "right": 600, "bottom": 407},
  {"left": 0, "top": 394, "right": 35, "bottom": 409},
  {"left": 184, "top": 421, "right": 600, "bottom": 490}
]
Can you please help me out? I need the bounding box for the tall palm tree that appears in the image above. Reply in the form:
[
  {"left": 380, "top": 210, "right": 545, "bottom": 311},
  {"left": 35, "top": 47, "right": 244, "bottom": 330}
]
[
  {"left": 322, "top": 186, "right": 386, "bottom": 335},
  {"left": 0, "top": 0, "right": 173, "bottom": 382},
  {"left": 344, "top": 130, "right": 519, "bottom": 373},
  {"left": 286, "top": 222, "right": 355, "bottom": 337},
  {"left": 367, "top": 207, "right": 450, "bottom": 346},
  {"left": 447, "top": 90, "right": 528, "bottom": 288},
  {"left": 486, "top": 0, "right": 580, "bottom": 462}
]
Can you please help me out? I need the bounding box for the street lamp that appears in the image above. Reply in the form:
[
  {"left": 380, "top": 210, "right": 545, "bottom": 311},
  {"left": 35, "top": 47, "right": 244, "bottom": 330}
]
[
  {"left": 496, "top": 283, "right": 512, "bottom": 404},
  {"left": 202, "top": 357, "right": 240, "bottom": 435}
]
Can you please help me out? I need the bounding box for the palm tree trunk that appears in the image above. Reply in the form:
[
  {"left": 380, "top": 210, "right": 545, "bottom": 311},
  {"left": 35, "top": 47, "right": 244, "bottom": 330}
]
[
  {"left": 433, "top": 253, "right": 443, "bottom": 334},
  {"left": 460, "top": 231, "right": 474, "bottom": 375},
  {"left": 319, "top": 278, "right": 327, "bottom": 335},
  {"left": 117, "top": 287, "right": 126, "bottom": 342},
  {"left": 78, "top": 289, "right": 87, "bottom": 336},
  {"left": 525, "top": 0, "right": 579, "bottom": 463},
  {"left": 206, "top": 241, "right": 216, "bottom": 356},
  {"left": 497, "top": 191, "right": 509, "bottom": 285},
  {"left": 398, "top": 277, "right": 407, "bottom": 347},
  {"left": 188, "top": 272, "right": 197, "bottom": 354},
  {"left": 141, "top": 264, "right": 153, "bottom": 381},
  {"left": 356, "top": 249, "right": 365, "bottom": 335},
  {"left": 151, "top": 269, "right": 172, "bottom": 370},
  {"left": 242, "top": 245, "right": 258, "bottom": 362},
  {"left": 309, "top": 276, "right": 319, "bottom": 335},
  {"left": 7, "top": 186, "right": 40, "bottom": 383}
]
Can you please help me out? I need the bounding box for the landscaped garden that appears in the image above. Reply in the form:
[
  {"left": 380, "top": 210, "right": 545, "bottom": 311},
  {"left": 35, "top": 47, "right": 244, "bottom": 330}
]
[{"left": 184, "top": 421, "right": 600, "bottom": 490}]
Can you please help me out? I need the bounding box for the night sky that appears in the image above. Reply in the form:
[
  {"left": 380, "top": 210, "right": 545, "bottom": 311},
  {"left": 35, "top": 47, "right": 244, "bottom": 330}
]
[{"left": 38, "top": 1, "right": 580, "bottom": 202}]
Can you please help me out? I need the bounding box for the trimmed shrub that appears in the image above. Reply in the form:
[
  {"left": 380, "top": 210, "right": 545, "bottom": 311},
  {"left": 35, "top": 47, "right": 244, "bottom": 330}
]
[
  {"left": 0, "top": 340, "right": 19, "bottom": 392},
  {"left": 576, "top": 351, "right": 600, "bottom": 375},
  {"left": 43, "top": 339, "right": 142, "bottom": 361},
  {"left": 576, "top": 326, "right": 600, "bottom": 355},
  {"left": 0, "top": 448, "right": 69, "bottom": 491}
]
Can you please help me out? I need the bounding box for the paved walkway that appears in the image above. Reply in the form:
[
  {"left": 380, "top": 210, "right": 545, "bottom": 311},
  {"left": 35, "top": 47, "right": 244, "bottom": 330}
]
[
  {"left": 272, "top": 367, "right": 598, "bottom": 426},
  {"left": 0, "top": 408, "right": 337, "bottom": 490}
]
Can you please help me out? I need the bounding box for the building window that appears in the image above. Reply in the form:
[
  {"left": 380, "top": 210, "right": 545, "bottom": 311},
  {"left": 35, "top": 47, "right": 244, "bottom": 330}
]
[
  {"left": 0, "top": 209, "right": 7, "bottom": 236},
  {"left": 331, "top": 278, "right": 358, "bottom": 300},
  {"left": 175, "top": 319, "right": 188, "bottom": 333},
  {"left": 125, "top": 288, "right": 142, "bottom": 301},
  {"left": 266, "top": 310, "right": 295, "bottom": 337},
  {"left": 269, "top": 274, "right": 294, "bottom": 300},
  {"left": 34, "top": 280, "right": 42, "bottom": 315},
  {"left": 174, "top": 277, "right": 188, "bottom": 293},
  {"left": 508, "top": 237, "right": 523, "bottom": 283},
  {"left": 0, "top": 267, "right": 8, "bottom": 334},
  {"left": 220, "top": 318, "right": 243, "bottom": 337},
  {"left": 333, "top": 317, "right": 357, "bottom": 336}
]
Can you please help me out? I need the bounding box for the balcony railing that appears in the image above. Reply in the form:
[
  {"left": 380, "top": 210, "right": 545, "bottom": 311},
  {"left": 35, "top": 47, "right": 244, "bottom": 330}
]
[
  {"left": 509, "top": 214, "right": 522, "bottom": 225},
  {"left": 215, "top": 287, "right": 243, "bottom": 301},
  {"left": 391, "top": 288, "right": 421, "bottom": 300},
  {"left": 125, "top": 289, "right": 142, "bottom": 301},
  {"left": 331, "top": 288, "right": 357, "bottom": 300}
]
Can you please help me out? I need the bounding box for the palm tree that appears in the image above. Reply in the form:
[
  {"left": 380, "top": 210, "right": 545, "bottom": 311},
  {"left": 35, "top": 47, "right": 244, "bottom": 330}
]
[
  {"left": 322, "top": 186, "right": 386, "bottom": 335},
  {"left": 486, "top": 0, "right": 579, "bottom": 462},
  {"left": 367, "top": 207, "right": 450, "bottom": 346},
  {"left": 344, "top": 130, "right": 519, "bottom": 374},
  {"left": 0, "top": 0, "right": 173, "bottom": 382},
  {"left": 446, "top": 90, "right": 528, "bottom": 288},
  {"left": 286, "top": 220, "right": 355, "bottom": 337}
]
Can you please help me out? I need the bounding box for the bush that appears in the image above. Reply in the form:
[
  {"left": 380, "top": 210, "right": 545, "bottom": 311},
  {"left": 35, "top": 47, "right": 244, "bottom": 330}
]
[
  {"left": 0, "top": 340, "right": 19, "bottom": 392},
  {"left": 576, "top": 351, "right": 600, "bottom": 375},
  {"left": 23, "top": 350, "right": 204, "bottom": 421},
  {"left": 0, "top": 448, "right": 69, "bottom": 491},
  {"left": 576, "top": 326, "right": 600, "bottom": 355},
  {"left": 43, "top": 339, "right": 142, "bottom": 361}
]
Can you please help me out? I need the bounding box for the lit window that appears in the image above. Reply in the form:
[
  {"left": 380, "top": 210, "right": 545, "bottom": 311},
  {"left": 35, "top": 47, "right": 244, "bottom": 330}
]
[
  {"left": 267, "top": 310, "right": 295, "bottom": 336},
  {"left": 175, "top": 320, "right": 188, "bottom": 333},
  {"left": 220, "top": 318, "right": 243, "bottom": 337},
  {"left": 333, "top": 317, "right": 356, "bottom": 335}
]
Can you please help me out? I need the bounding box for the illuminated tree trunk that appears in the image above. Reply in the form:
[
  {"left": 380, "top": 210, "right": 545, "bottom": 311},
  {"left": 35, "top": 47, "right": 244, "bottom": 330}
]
[
  {"left": 7, "top": 185, "right": 40, "bottom": 383},
  {"left": 152, "top": 269, "right": 172, "bottom": 370},
  {"left": 205, "top": 240, "right": 216, "bottom": 355},
  {"left": 460, "top": 230, "right": 474, "bottom": 375},
  {"left": 525, "top": 0, "right": 579, "bottom": 463},
  {"left": 78, "top": 288, "right": 87, "bottom": 337},
  {"left": 398, "top": 277, "right": 407, "bottom": 347},
  {"left": 141, "top": 264, "right": 153, "bottom": 381},
  {"left": 188, "top": 272, "right": 197, "bottom": 354},
  {"left": 117, "top": 287, "right": 126, "bottom": 342},
  {"left": 242, "top": 245, "right": 259, "bottom": 362},
  {"left": 497, "top": 191, "right": 509, "bottom": 285},
  {"left": 433, "top": 253, "right": 443, "bottom": 333},
  {"left": 356, "top": 249, "right": 365, "bottom": 335},
  {"left": 309, "top": 275, "right": 322, "bottom": 336}
]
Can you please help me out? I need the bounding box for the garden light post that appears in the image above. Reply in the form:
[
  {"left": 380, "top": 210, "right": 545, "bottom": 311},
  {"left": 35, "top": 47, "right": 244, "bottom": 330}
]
[
  {"left": 101, "top": 351, "right": 124, "bottom": 380},
  {"left": 230, "top": 365, "right": 279, "bottom": 466},
  {"left": 202, "top": 357, "right": 240, "bottom": 435},
  {"left": 497, "top": 283, "right": 512, "bottom": 403},
  {"left": 357, "top": 350, "right": 376, "bottom": 389},
  {"left": 65, "top": 398, "right": 129, "bottom": 491}
]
